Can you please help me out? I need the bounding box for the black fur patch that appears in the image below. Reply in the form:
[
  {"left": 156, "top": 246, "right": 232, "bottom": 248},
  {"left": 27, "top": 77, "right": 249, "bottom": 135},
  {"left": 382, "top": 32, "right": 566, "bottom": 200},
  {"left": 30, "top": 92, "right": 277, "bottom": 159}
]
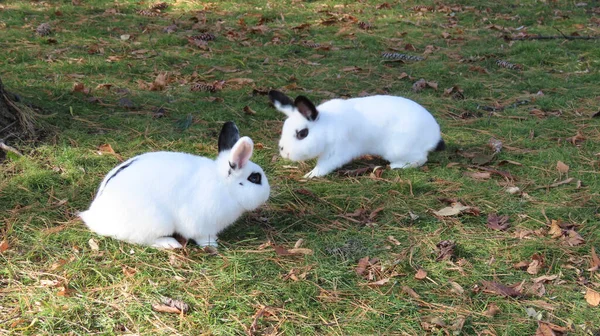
[
  {"left": 268, "top": 90, "right": 294, "bottom": 107},
  {"left": 435, "top": 139, "right": 446, "bottom": 151},
  {"left": 247, "top": 172, "right": 262, "bottom": 185},
  {"left": 104, "top": 158, "right": 137, "bottom": 188},
  {"left": 218, "top": 121, "right": 240, "bottom": 153}
]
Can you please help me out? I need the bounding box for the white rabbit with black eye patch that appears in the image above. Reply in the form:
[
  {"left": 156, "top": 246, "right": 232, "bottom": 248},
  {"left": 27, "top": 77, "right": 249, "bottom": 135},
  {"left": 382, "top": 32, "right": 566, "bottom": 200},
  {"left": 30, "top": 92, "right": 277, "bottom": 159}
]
[
  {"left": 269, "top": 90, "right": 445, "bottom": 178},
  {"left": 79, "top": 121, "right": 270, "bottom": 249}
]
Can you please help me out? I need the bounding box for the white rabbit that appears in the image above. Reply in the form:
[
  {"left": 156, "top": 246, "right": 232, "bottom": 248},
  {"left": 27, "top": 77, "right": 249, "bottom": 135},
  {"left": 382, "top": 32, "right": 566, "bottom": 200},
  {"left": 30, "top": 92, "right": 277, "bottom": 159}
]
[
  {"left": 269, "top": 90, "right": 444, "bottom": 178},
  {"left": 79, "top": 121, "right": 270, "bottom": 249}
]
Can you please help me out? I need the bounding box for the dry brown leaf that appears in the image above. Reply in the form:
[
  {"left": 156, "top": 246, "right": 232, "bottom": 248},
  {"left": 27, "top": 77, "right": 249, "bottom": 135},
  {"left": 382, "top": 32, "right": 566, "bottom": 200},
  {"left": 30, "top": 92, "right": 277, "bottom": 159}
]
[
  {"left": 589, "top": 246, "right": 600, "bottom": 272},
  {"left": 287, "top": 248, "right": 313, "bottom": 255},
  {"left": 98, "top": 143, "right": 116, "bottom": 155},
  {"left": 556, "top": 161, "right": 569, "bottom": 174},
  {"left": 387, "top": 235, "right": 401, "bottom": 246},
  {"left": 513, "top": 261, "right": 529, "bottom": 270},
  {"left": 0, "top": 240, "right": 8, "bottom": 253},
  {"left": 535, "top": 321, "right": 567, "bottom": 336},
  {"left": 481, "top": 280, "right": 524, "bottom": 298},
  {"left": 342, "top": 66, "right": 362, "bottom": 72},
  {"left": 436, "top": 240, "right": 456, "bottom": 261},
  {"left": 72, "top": 82, "right": 91, "bottom": 94},
  {"left": 402, "top": 285, "right": 420, "bottom": 299},
  {"left": 487, "top": 213, "right": 510, "bottom": 231},
  {"left": 464, "top": 171, "right": 492, "bottom": 180},
  {"left": 532, "top": 274, "right": 558, "bottom": 283},
  {"left": 40, "top": 279, "right": 60, "bottom": 287},
  {"left": 484, "top": 303, "right": 500, "bottom": 317},
  {"left": 356, "top": 256, "right": 370, "bottom": 276},
  {"left": 548, "top": 220, "right": 563, "bottom": 238},
  {"left": 243, "top": 105, "right": 256, "bottom": 115},
  {"left": 433, "top": 202, "right": 472, "bottom": 217},
  {"left": 527, "top": 254, "right": 544, "bottom": 275},
  {"left": 414, "top": 269, "right": 427, "bottom": 280},
  {"left": 152, "top": 304, "right": 183, "bottom": 314},
  {"left": 150, "top": 72, "right": 168, "bottom": 91},
  {"left": 364, "top": 278, "right": 390, "bottom": 287},
  {"left": 585, "top": 288, "right": 600, "bottom": 306},
  {"left": 122, "top": 265, "right": 137, "bottom": 277},
  {"left": 565, "top": 229, "right": 584, "bottom": 246},
  {"left": 449, "top": 281, "right": 464, "bottom": 295},
  {"left": 88, "top": 238, "right": 99, "bottom": 251}
]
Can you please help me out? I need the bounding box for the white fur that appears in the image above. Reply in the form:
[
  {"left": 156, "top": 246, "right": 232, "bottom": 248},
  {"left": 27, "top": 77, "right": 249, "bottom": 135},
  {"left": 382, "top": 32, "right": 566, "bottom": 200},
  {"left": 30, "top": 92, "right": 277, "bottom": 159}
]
[
  {"left": 79, "top": 137, "right": 270, "bottom": 249},
  {"left": 274, "top": 95, "right": 443, "bottom": 178}
]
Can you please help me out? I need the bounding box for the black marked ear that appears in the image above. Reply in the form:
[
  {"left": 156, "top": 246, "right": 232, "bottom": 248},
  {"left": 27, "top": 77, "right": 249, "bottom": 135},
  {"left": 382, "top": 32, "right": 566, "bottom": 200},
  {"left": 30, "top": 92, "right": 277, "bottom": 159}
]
[
  {"left": 218, "top": 121, "right": 240, "bottom": 153},
  {"left": 268, "top": 90, "right": 294, "bottom": 107},
  {"left": 294, "top": 96, "right": 319, "bottom": 121}
]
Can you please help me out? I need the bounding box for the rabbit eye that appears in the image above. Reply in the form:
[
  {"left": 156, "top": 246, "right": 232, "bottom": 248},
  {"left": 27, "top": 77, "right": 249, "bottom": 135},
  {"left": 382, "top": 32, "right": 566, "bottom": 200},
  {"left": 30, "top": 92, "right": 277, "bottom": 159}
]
[
  {"left": 296, "top": 128, "right": 309, "bottom": 140},
  {"left": 247, "top": 172, "right": 262, "bottom": 185}
]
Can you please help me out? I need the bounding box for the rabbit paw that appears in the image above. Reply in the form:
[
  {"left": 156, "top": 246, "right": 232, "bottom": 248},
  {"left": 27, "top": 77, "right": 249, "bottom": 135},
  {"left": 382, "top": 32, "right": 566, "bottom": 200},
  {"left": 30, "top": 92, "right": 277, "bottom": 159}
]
[
  {"left": 303, "top": 168, "right": 321, "bottom": 179},
  {"left": 152, "top": 237, "right": 184, "bottom": 249}
]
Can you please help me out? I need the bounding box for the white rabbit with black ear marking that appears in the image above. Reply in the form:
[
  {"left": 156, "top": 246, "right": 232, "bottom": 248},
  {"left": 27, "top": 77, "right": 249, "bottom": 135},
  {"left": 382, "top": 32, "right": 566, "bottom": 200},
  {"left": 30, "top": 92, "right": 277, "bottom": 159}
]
[
  {"left": 79, "top": 121, "right": 270, "bottom": 249},
  {"left": 269, "top": 90, "right": 445, "bottom": 178}
]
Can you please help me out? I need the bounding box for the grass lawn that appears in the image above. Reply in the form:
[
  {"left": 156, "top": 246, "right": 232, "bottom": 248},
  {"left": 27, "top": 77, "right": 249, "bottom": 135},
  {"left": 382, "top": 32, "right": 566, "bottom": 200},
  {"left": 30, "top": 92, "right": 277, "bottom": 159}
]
[{"left": 1, "top": 0, "right": 599, "bottom": 334}]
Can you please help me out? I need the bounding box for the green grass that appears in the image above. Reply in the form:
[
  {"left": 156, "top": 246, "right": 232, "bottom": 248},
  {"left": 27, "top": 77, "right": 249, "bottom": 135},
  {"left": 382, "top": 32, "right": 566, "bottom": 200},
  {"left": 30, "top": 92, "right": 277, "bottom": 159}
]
[{"left": 1, "top": 0, "right": 599, "bottom": 334}]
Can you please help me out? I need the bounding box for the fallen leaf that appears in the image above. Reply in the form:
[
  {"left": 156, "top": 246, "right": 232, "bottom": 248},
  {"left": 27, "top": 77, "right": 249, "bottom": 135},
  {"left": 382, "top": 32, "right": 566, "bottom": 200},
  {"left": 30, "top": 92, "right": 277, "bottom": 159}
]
[
  {"left": 402, "top": 286, "right": 420, "bottom": 299},
  {"left": 526, "top": 307, "right": 543, "bottom": 321},
  {"left": 98, "top": 144, "right": 116, "bottom": 155},
  {"left": 566, "top": 131, "right": 586, "bottom": 145},
  {"left": 287, "top": 248, "right": 313, "bottom": 255},
  {"left": 433, "top": 202, "right": 472, "bottom": 217},
  {"left": 487, "top": 213, "right": 510, "bottom": 231},
  {"left": 556, "top": 161, "right": 569, "bottom": 174},
  {"left": 484, "top": 303, "right": 500, "bottom": 317},
  {"left": 532, "top": 274, "right": 558, "bottom": 283},
  {"left": 72, "top": 82, "right": 91, "bottom": 94},
  {"left": 40, "top": 279, "right": 60, "bottom": 287},
  {"left": 342, "top": 66, "right": 362, "bottom": 72},
  {"left": 152, "top": 297, "right": 189, "bottom": 314},
  {"left": 565, "top": 229, "right": 584, "bottom": 246},
  {"left": 548, "top": 220, "right": 563, "bottom": 238},
  {"left": 0, "top": 240, "right": 8, "bottom": 253},
  {"left": 536, "top": 177, "right": 575, "bottom": 190},
  {"left": 589, "top": 246, "right": 600, "bottom": 272},
  {"left": 226, "top": 78, "right": 254, "bottom": 86},
  {"left": 122, "top": 265, "right": 137, "bottom": 277},
  {"left": 88, "top": 238, "right": 99, "bottom": 251},
  {"left": 364, "top": 278, "right": 390, "bottom": 287},
  {"left": 243, "top": 105, "right": 256, "bottom": 115},
  {"left": 585, "top": 288, "right": 600, "bottom": 306},
  {"left": 527, "top": 254, "right": 544, "bottom": 275},
  {"left": 387, "top": 236, "right": 401, "bottom": 246},
  {"left": 513, "top": 261, "right": 529, "bottom": 270},
  {"left": 355, "top": 256, "right": 370, "bottom": 275},
  {"left": 464, "top": 171, "right": 492, "bottom": 181},
  {"left": 150, "top": 72, "right": 168, "bottom": 91},
  {"left": 536, "top": 321, "right": 568, "bottom": 336},
  {"left": 481, "top": 280, "right": 524, "bottom": 298},
  {"left": 449, "top": 281, "right": 465, "bottom": 295},
  {"left": 436, "top": 240, "right": 456, "bottom": 261},
  {"left": 412, "top": 78, "right": 428, "bottom": 93},
  {"left": 292, "top": 23, "right": 311, "bottom": 30},
  {"left": 414, "top": 269, "right": 427, "bottom": 280},
  {"left": 376, "top": 2, "right": 392, "bottom": 9}
]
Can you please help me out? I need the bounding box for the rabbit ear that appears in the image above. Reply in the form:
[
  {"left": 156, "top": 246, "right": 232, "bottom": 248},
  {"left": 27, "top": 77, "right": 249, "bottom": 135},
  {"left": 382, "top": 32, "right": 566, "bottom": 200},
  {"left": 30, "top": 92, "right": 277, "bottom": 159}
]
[
  {"left": 229, "top": 136, "right": 254, "bottom": 170},
  {"left": 294, "top": 96, "right": 319, "bottom": 121},
  {"left": 269, "top": 90, "right": 295, "bottom": 117},
  {"left": 218, "top": 121, "right": 240, "bottom": 153}
]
